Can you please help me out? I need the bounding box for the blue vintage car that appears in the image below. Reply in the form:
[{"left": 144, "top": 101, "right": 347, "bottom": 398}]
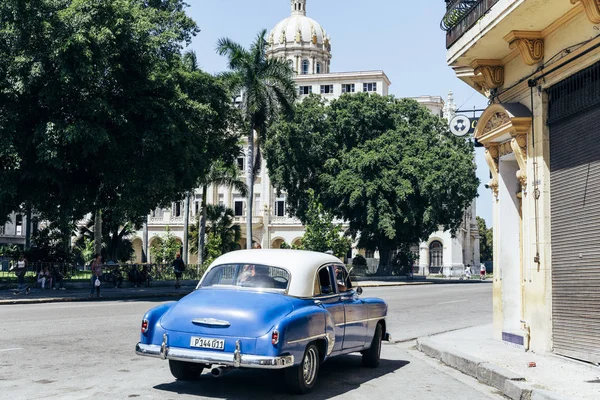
[{"left": 136, "top": 249, "right": 390, "bottom": 393}]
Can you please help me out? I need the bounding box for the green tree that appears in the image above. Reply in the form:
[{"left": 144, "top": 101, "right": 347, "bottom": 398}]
[
  {"left": 216, "top": 29, "right": 297, "bottom": 249},
  {"left": 477, "top": 216, "right": 493, "bottom": 261},
  {"left": 190, "top": 204, "right": 242, "bottom": 258},
  {"left": 266, "top": 94, "right": 479, "bottom": 274},
  {"left": 202, "top": 232, "right": 223, "bottom": 269},
  {"left": 300, "top": 190, "right": 352, "bottom": 260},
  {"left": 0, "top": 1, "right": 237, "bottom": 241},
  {"left": 150, "top": 227, "right": 181, "bottom": 264}
]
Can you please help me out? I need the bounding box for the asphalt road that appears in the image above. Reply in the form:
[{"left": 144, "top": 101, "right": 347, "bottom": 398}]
[{"left": 0, "top": 283, "right": 501, "bottom": 400}]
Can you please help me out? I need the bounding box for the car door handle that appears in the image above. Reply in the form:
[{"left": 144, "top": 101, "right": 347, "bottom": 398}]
[{"left": 340, "top": 296, "right": 353, "bottom": 301}]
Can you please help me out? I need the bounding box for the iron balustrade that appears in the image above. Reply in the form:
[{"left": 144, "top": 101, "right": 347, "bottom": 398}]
[{"left": 441, "top": 0, "right": 499, "bottom": 48}]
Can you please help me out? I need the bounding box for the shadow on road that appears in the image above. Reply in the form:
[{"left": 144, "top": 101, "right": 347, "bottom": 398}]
[{"left": 153, "top": 354, "right": 409, "bottom": 398}]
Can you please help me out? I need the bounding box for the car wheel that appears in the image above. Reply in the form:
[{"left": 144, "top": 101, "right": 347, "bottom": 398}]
[
  {"left": 362, "top": 323, "right": 382, "bottom": 368},
  {"left": 285, "top": 343, "right": 320, "bottom": 394},
  {"left": 168, "top": 360, "right": 204, "bottom": 380}
]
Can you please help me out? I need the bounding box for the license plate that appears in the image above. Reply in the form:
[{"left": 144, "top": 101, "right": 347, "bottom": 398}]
[{"left": 190, "top": 336, "right": 225, "bottom": 350}]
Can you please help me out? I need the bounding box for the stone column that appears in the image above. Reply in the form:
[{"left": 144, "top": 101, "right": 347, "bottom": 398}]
[
  {"left": 142, "top": 218, "right": 148, "bottom": 263},
  {"left": 419, "top": 243, "right": 429, "bottom": 275}
]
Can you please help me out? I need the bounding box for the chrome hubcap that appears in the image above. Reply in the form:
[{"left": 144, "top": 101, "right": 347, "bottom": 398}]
[{"left": 302, "top": 347, "right": 318, "bottom": 385}]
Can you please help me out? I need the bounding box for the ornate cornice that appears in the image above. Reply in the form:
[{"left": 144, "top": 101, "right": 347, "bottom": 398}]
[
  {"left": 485, "top": 145, "right": 500, "bottom": 199},
  {"left": 504, "top": 31, "right": 544, "bottom": 66},
  {"left": 470, "top": 59, "right": 505, "bottom": 90},
  {"left": 571, "top": 0, "right": 600, "bottom": 24}
]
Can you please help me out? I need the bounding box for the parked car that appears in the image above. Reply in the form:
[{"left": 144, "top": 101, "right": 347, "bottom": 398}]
[{"left": 135, "top": 249, "right": 390, "bottom": 394}]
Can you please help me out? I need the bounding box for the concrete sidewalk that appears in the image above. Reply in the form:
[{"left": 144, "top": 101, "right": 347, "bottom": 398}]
[
  {"left": 417, "top": 324, "right": 600, "bottom": 400},
  {"left": 0, "top": 278, "right": 439, "bottom": 305}
]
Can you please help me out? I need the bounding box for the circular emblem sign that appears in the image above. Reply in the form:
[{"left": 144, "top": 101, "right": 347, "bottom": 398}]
[{"left": 449, "top": 115, "right": 471, "bottom": 137}]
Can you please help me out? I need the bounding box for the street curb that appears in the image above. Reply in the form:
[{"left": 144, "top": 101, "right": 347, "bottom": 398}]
[
  {"left": 415, "top": 338, "right": 572, "bottom": 400},
  {"left": 0, "top": 292, "right": 189, "bottom": 305},
  {"left": 358, "top": 282, "right": 433, "bottom": 288}
]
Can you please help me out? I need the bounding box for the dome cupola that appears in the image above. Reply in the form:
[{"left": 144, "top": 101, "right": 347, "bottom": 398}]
[{"left": 266, "top": 0, "right": 332, "bottom": 75}]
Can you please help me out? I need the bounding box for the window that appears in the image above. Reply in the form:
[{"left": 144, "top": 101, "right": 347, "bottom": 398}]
[
  {"left": 342, "top": 84, "right": 355, "bottom": 93},
  {"left": 316, "top": 266, "right": 334, "bottom": 295},
  {"left": 363, "top": 82, "right": 377, "bottom": 92},
  {"left": 320, "top": 85, "right": 334, "bottom": 94},
  {"left": 15, "top": 214, "right": 22, "bottom": 236},
  {"left": 429, "top": 241, "right": 443, "bottom": 270},
  {"left": 301, "top": 59, "right": 309, "bottom": 75},
  {"left": 200, "top": 263, "right": 290, "bottom": 290},
  {"left": 237, "top": 157, "right": 245, "bottom": 171},
  {"left": 298, "top": 86, "right": 312, "bottom": 95},
  {"left": 316, "top": 63, "right": 322, "bottom": 74},
  {"left": 218, "top": 193, "right": 224, "bottom": 206},
  {"left": 275, "top": 199, "right": 286, "bottom": 217},
  {"left": 173, "top": 202, "right": 182, "bottom": 217},
  {"left": 365, "top": 249, "right": 375, "bottom": 258},
  {"left": 234, "top": 200, "right": 244, "bottom": 216},
  {"left": 194, "top": 201, "right": 199, "bottom": 216}
]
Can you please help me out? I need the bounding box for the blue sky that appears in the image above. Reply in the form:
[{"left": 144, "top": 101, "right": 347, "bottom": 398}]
[{"left": 185, "top": 0, "right": 492, "bottom": 226}]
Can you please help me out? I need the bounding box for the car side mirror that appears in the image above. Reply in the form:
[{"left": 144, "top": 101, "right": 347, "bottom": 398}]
[{"left": 356, "top": 286, "right": 363, "bottom": 295}]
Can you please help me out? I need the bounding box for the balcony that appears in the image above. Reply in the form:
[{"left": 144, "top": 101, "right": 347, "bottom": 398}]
[
  {"left": 442, "top": 0, "right": 500, "bottom": 49},
  {"left": 233, "top": 215, "right": 264, "bottom": 226}
]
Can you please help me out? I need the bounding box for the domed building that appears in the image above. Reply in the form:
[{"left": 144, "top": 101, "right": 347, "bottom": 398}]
[{"left": 267, "top": 0, "right": 332, "bottom": 76}]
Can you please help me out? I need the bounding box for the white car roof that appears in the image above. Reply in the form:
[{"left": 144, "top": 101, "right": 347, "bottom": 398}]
[{"left": 204, "top": 249, "right": 344, "bottom": 297}]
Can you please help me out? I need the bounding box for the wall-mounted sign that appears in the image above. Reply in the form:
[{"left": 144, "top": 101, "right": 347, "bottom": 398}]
[{"left": 449, "top": 115, "right": 479, "bottom": 137}]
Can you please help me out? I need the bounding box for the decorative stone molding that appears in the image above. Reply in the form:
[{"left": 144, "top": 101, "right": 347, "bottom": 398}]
[
  {"left": 504, "top": 31, "right": 544, "bottom": 65},
  {"left": 511, "top": 134, "right": 528, "bottom": 188},
  {"left": 470, "top": 59, "right": 504, "bottom": 90},
  {"left": 498, "top": 140, "right": 513, "bottom": 158},
  {"left": 483, "top": 112, "right": 512, "bottom": 136},
  {"left": 572, "top": 0, "right": 600, "bottom": 24},
  {"left": 485, "top": 145, "right": 500, "bottom": 198}
]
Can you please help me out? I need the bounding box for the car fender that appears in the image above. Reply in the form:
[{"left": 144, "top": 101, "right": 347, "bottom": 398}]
[
  {"left": 267, "top": 304, "right": 334, "bottom": 365},
  {"left": 140, "top": 301, "right": 177, "bottom": 345},
  {"left": 361, "top": 297, "right": 388, "bottom": 339}
]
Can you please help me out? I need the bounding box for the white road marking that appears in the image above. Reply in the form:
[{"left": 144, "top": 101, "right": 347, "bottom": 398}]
[
  {"left": 0, "top": 348, "right": 23, "bottom": 352},
  {"left": 436, "top": 299, "right": 468, "bottom": 305}
]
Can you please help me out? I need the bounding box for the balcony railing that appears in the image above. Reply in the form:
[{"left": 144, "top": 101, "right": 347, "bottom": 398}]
[{"left": 441, "top": 0, "right": 499, "bottom": 48}]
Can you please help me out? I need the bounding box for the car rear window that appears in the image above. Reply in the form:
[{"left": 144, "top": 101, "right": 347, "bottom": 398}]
[{"left": 199, "top": 263, "right": 290, "bottom": 291}]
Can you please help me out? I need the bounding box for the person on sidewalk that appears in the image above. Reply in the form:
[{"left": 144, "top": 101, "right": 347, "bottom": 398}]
[
  {"left": 89, "top": 254, "right": 103, "bottom": 298},
  {"left": 13, "top": 256, "right": 30, "bottom": 295},
  {"left": 172, "top": 254, "right": 185, "bottom": 289},
  {"left": 51, "top": 266, "right": 66, "bottom": 290},
  {"left": 480, "top": 263, "right": 486, "bottom": 280}
]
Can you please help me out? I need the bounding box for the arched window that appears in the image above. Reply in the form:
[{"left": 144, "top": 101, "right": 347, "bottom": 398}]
[
  {"left": 301, "top": 59, "right": 309, "bottom": 75},
  {"left": 429, "top": 241, "right": 443, "bottom": 271},
  {"left": 316, "top": 62, "right": 321, "bottom": 74}
]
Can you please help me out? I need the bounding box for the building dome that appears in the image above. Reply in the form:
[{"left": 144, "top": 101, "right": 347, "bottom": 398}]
[{"left": 267, "top": 0, "right": 332, "bottom": 75}]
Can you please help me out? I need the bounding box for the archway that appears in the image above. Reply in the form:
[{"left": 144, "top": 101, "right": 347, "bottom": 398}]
[
  {"left": 291, "top": 238, "right": 303, "bottom": 248},
  {"left": 131, "top": 238, "right": 143, "bottom": 263},
  {"left": 271, "top": 237, "right": 285, "bottom": 249}
]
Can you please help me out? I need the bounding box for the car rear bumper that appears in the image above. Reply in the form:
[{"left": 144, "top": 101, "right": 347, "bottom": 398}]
[{"left": 136, "top": 342, "right": 294, "bottom": 369}]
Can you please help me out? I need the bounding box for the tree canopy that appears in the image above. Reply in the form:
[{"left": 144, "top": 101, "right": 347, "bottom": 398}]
[
  {"left": 0, "top": 0, "right": 238, "bottom": 228},
  {"left": 265, "top": 93, "right": 479, "bottom": 272}
]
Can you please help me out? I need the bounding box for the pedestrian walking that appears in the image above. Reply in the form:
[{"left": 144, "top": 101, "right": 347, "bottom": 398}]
[
  {"left": 465, "top": 265, "right": 472, "bottom": 279},
  {"left": 480, "top": 263, "right": 486, "bottom": 280},
  {"left": 13, "top": 255, "right": 29, "bottom": 295},
  {"left": 89, "top": 254, "right": 103, "bottom": 298},
  {"left": 172, "top": 253, "right": 186, "bottom": 289}
]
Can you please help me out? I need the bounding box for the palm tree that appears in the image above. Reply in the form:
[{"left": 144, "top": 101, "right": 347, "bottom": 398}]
[
  {"left": 196, "top": 162, "right": 247, "bottom": 265},
  {"left": 216, "top": 29, "right": 297, "bottom": 249},
  {"left": 205, "top": 204, "right": 242, "bottom": 254}
]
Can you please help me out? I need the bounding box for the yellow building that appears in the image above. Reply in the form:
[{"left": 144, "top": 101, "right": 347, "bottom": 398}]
[{"left": 442, "top": 0, "right": 600, "bottom": 363}]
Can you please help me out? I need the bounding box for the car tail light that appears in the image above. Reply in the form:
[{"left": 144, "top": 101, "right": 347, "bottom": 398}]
[
  {"left": 141, "top": 319, "right": 149, "bottom": 334},
  {"left": 272, "top": 330, "right": 279, "bottom": 345}
]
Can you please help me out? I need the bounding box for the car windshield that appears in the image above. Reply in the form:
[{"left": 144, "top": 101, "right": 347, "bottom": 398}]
[{"left": 198, "top": 263, "right": 290, "bottom": 291}]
